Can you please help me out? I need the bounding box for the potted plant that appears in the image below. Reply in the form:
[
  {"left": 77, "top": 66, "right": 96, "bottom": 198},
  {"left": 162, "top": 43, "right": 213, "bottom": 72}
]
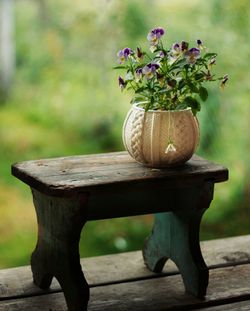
[{"left": 114, "top": 27, "right": 228, "bottom": 167}]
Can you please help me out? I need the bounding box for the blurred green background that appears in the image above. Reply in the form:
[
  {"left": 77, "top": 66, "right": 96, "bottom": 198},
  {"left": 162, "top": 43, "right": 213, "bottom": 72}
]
[{"left": 0, "top": 0, "right": 249, "bottom": 268}]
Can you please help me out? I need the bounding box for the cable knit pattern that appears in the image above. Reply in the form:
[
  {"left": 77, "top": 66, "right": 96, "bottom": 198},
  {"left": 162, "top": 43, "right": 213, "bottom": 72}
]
[
  {"left": 123, "top": 105, "right": 199, "bottom": 167},
  {"left": 130, "top": 110, "right": 145, "bottom": 163}
]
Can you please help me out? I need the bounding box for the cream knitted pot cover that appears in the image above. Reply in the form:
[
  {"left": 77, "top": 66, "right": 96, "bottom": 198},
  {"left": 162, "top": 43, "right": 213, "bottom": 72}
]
[{"left": 122, "top": 104, "right": 199, "bottom": 167}]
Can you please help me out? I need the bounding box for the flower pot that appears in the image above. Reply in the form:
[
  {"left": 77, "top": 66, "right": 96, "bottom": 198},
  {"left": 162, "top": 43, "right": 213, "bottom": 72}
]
[{"left": 122, "top": 104, "right": 199, "bottom": 167}]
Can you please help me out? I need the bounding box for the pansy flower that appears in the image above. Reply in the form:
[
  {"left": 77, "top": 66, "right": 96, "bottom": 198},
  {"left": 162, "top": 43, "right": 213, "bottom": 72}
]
[
  {"left": 158, "top": 50, "right": 166, "bottom": 58},
  {"left": 117, "top": 47, "right": 133, "bottom": 64},
  {"left": 208, "top": 57, "right": 216, "bottom": 70},
  {"left": 118, "top": 76, "right": 126, "bottom": 91},
  {"left": 167, "top": 79, "right": 177, "bottom": 89},
  {"left": 205, "top": 70, "right": 213, "bottom": 81},
  {"left": 136, "top": 47, "right": 144, "bottom": 61},
  {"left": 142, "top": 63, "right": 159, "bottom": 79},
  {"left": 156, "top": 72, "right": 164, "bottom": 86},
  {"left": 181, "top": 41, "right": 189, "bottom": 52},
  {"left": 170, "top": 43, "right": 182, "bottom": 59},
  {"left": 135, "top": 68, "right": 143, "bottom": 81},
  {"left": 147, "top": 27, "right": 165, "bottom": 51},
  {"left": 197, "top": 39, "right": 206, "bottom": 50},
  {"left": 220, "top": 74, "right": 229, "bottom": 89},
  {"left": 185, "top": 47, "right": 200, "bottom": 64}
]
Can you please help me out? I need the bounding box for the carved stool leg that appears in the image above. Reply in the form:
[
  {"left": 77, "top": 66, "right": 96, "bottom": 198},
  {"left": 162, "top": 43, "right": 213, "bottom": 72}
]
[
  {"left": 143, "top": 182, "right": 214, "bottom": 298},
  {"left": 31, "top": 189, "right": 89, "bottom": 311}
]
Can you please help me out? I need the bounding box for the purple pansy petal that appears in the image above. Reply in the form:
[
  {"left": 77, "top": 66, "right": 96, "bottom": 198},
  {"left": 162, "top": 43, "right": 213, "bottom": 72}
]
[
  {"left": 158, "top": 50, "right": 166, "bottom": 58},
  {"left": 142, "top": 65, "right": 153, "bottom": 79},
  {"left": 117, "top": 50, "right": 123, "bottom": 57},
  {"left": 147, "top": 63, "right": 159, "bottom": 71},
  {"left": 136, "top": 68, "right": 143, "bottom": 75},
  {"left": 188, "top": 47, "right": 200, "bottom": 56},
  {"left": 153, "top": 27, "right": 165, "bottom": 38},
  {"left": 173, "top": 43, "right": 180, "bottom": 50},
  {"left": 117, "top": 47, "right": 133, "bottom": 63},
  {"left": 142, "top": 63, "right": 159, "bottom": 79},
  {"left": 147, "top": 32, "right": 156, "bottom": 42},
  {"left": 147, "top": 27, "right": 165, "bottom": 46},
  {"left": 123, "top": 47, "right": 133, "bottom": 58},
  {"left": 170, "top": 42, "right": 182, "bottom": 59},
  {"left": 186, "top": 47, "right": 200, "bottom": 64},
  {"left": 135, "top": 68, "right": 143, "bottom": 80},
  {"left": 152, "top": 63, "right": 160, "bottom": 70},
  {"left": 117, "top": 49, "right": 125, "bottom": 63}
]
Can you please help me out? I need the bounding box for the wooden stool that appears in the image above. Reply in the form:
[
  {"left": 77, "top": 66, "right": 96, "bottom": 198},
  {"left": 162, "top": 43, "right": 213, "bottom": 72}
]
[{"left": 12, "top": 152, "right": 228, "bottom": 311}]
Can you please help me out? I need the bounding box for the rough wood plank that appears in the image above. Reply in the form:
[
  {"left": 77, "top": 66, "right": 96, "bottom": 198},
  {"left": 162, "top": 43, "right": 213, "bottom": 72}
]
[
  {"left": 11, "top": 152, "right": 228, "bottom": 195},
  {"left": 1, "top": 264, "right": 250, "bottom": 311},
  {"left": 0, "top": 235, "right": 249, "bottom": 300},
  {"left": 196, "top": 300, "right": 250, "bottom": 310}
]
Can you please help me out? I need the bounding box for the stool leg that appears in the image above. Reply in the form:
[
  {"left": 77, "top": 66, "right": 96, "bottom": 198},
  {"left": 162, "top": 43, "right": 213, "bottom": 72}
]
[
  {"left": 143, "top": 182, "right": 214, "bottom": 298},
  {"left": 30, "top": 189, "right": 89, "bottom": 311}
]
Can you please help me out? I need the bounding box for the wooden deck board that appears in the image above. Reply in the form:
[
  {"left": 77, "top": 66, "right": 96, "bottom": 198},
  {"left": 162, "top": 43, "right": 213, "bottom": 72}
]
[
  {"left": 196, "top": 300, "right": 250, "bottom": 310},
  {"left": 0, "top": 235, "right": 249, "bottom": 310},
  {"left": 0, "top": 235, "right": 249, "bottom": 300},
  {"left": 1, "top": 264, "right": 250, "bottom": 311}
]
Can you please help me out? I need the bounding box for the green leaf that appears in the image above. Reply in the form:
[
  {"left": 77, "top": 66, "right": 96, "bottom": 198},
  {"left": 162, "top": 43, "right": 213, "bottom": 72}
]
[
  {"left": 169, "top": 58, "right": 187, "bottom": 70},
  {"left": 178, "top": 79, "right": 185, "bottom": 89},
  {"left": 184, "top": 96, "right": 201, "bottom": 115},
  {"left": 131, "top": 96, "right": 147, "bottom": 104},
  {"left": 194, "top": 73, "right": 204, "bottom": 81},
  {"left": 188, "top": 82, "right": 199, "bottom": 93},
  {"left": 203, "top": 52, "right": 217, "bottom": 59},
  {"left": 199, "top": 86, "right": 208, "bottom": 101},
  {"left": 135, "top": 86, "right": 147, "bottom": 93},
  {"left": 113, "top": 65, "right": 126, "bottom": 69},
  {"left": 176, "top": 103, "right": 187, "bottom": 110}
]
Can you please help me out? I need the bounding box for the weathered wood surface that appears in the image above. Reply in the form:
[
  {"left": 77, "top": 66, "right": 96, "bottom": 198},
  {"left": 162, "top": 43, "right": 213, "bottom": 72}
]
[
  {"left": 0, "top": 263, "right": 250, "bottom": 310},
  {"left": 0, "top": 235, "right": 249, "bottom": 298},
  {"left": 0, "top": 235, "right": 250, "bottom": 309},
  {"left": 196, "top": 300, "right": 250, "bottom": 310},
  {"left": 143, "top": 183, "right": 214, "bottom": 297},
  {"left": 11, "top": 152, "right": 229, "bottom": 309},
  {"left": 11, "top": 152, "right": 228, "bottom": 195}
]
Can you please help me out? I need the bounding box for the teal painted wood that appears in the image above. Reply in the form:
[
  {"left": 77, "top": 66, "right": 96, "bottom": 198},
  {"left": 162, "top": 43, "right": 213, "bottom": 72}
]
[
  {"left": 31, "top": 189, "right": 90, "bottom": 311},
  {"left": 11, "top": 152, "right": 229, "bottom": 310},
  {"left": 143, "top": 182, "right": 214, "bottom": 297}
]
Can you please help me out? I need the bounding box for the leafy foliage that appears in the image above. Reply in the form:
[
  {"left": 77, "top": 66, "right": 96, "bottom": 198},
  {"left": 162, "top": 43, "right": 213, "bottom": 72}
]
[{"left": 115, "top": 28, "right": 227, "bottom": 115}]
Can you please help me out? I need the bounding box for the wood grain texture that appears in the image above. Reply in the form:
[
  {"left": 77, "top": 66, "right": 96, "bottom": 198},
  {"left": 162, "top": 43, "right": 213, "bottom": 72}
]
[
  {"left": 0, "top": 235, "right": 249, "bottom": 300},
  {"left": 1, "top": 264, "right": 250, "bottom": 311},
  {"left": 30, "top": 189, "right": 90, "bottom": 311},
  {"left": 143, "top": 182, "right": 214, "bottom": 297},
  {"left": 11, "top": 152, "right": 229, "bottom": 309},
  {"left": 195, "top": 300, "right": 250, "bottom": 310},
  {"left": 11, "top": 152, "right": 228, "bottom": 196}
]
